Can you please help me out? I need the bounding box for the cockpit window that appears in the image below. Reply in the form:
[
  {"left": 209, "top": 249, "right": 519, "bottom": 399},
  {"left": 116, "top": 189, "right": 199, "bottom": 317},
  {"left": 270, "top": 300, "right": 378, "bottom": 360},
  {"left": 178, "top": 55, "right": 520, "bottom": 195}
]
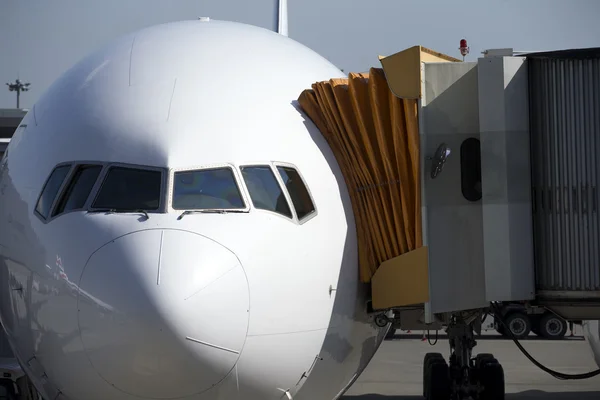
[
  {"left": 35, "top": 165, "right": 71, "bottom": 219},
  {"left": 92, "top": 167, "right": 162, "bottom": 211},
  {"left": 240, "top": 166, "right": 292, "bottom": 218},
  {"left": 172, "top": 167, "right": 245, "bottom": 210},
  {"left": 52, "top": 165, "right": 102, "bottom": 217},
  {"left": 276, "top": 166, "right": 316, "bottom": 220}
]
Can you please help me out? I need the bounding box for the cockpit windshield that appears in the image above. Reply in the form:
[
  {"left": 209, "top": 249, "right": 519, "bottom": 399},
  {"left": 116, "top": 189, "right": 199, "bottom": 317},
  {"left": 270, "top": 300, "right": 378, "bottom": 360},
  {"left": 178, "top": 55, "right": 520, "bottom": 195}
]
[
  {"left": 92, "top": 166, "right": 162, "bottom": 211},
  {"left": 172, "top": 167, "right": 245, "bottom": 210}
]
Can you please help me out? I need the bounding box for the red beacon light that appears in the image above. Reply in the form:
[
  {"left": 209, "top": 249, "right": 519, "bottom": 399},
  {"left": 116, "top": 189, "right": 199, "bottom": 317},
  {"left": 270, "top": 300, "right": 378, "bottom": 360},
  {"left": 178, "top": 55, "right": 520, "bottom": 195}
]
[{"left": 459, "top": 39, "right": 470, "bottom": 60}]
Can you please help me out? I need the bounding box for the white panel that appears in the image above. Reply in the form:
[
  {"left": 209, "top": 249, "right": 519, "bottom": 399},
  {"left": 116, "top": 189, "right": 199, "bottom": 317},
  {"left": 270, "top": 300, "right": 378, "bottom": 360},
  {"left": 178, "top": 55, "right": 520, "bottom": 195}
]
[
  {"left": 478, "top": 56, "right": 535, "bottom": 302},
  {"left": 422, "top": 62, "right": 488, "bottom": 314}
]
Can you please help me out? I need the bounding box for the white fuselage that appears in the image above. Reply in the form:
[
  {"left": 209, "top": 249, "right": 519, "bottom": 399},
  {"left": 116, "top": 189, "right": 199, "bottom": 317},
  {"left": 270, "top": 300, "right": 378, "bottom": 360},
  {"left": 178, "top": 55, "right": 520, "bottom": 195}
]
[{"left": 0, "top": 20, "right": 386, "bottom": 400}]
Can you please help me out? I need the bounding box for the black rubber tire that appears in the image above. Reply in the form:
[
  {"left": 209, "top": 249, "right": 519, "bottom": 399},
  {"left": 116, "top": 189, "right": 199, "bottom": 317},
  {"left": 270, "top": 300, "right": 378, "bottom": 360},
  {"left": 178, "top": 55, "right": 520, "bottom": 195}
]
[
  {"left": 472, "top": 353, "right": 496, "bottom": 384},
  {"left": 427, "top": 360, "right": 450, "bottom": 400},
  {"left": 504, "top": 312, "right": 531, "bottom": 339},
  {"left": 423, "top": 353, "right": 445, "bottom": 397},
  {"left": 479, "top": 359, "right": 505, "bottom": 400},
  {"left": 538, "top": 312, "right": 568, "bottom": 340},
  {"left": 16, "top": 376, "right": 37, "bottom": 400},
  {"left": 0, "top": 378, "right": 17, "bottom": 400},
  {"left": 475, "top": 353, "right": 495, "bottom": 368}
]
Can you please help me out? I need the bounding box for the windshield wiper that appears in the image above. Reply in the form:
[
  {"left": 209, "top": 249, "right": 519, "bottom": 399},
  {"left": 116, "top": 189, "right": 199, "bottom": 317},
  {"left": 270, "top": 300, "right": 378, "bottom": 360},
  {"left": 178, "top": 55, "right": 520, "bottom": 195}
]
[
  {"left": 178, "top": 209, "right": 245, "bottom": 220},
  {"left": 89, "top": 208, "right": 150, "bottom": 219}
]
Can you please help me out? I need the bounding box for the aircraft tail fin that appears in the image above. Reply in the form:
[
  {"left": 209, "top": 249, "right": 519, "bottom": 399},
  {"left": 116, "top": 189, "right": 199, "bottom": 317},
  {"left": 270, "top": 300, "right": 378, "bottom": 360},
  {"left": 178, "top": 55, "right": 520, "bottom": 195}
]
[{"left": 278, "top": 0, "right": 288, "bottom": 36}]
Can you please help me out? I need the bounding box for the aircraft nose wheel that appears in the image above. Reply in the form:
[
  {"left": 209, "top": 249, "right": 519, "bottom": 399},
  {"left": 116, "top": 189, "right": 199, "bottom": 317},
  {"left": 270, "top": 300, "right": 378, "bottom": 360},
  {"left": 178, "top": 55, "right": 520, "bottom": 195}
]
[
  {"left": 476, "top": 355, "right": 505, "bottom": 400},
  {"left": 423, "top": 352, "right": 450, "bottom": 399},
  {"left": 422, "top": 315, "right": 505, "bottom": 400},
  {"left": 422, "top": 352, "right": 505, "bottom": 400}
]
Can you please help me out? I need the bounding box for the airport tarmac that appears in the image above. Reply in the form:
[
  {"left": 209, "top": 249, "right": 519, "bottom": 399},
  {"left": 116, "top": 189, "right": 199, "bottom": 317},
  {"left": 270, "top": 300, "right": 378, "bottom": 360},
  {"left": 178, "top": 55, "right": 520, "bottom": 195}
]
[{"left": 342, "top": 331, "right": 600, "bottom": 400}]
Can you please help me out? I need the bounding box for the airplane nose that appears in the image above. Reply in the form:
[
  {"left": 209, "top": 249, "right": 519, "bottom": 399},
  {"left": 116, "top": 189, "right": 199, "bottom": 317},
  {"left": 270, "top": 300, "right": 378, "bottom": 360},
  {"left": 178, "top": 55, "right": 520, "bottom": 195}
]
[{"left": 77, "top": 229, "right": 250, "bottom": 399}]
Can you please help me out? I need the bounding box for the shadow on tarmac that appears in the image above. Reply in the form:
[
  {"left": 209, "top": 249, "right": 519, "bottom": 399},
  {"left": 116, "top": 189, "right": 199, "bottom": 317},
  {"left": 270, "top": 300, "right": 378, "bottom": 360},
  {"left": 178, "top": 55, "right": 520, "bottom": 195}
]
[
  {"left": 387, "top": 334, "right": 585, "bottom": 342},
  {"left": 343, "top": 391, "right": 600, "bottom": 400}
]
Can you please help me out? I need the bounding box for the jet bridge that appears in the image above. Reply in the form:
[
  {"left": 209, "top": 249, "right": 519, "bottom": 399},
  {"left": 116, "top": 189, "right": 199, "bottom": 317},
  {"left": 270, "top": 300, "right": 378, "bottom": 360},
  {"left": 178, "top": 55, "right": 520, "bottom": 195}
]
[
  {"left": 0, "top": 109, "right": 27, "bottom": 155},
  {"left": 297, "top": 45, "right": 600, "bottom": 400}
]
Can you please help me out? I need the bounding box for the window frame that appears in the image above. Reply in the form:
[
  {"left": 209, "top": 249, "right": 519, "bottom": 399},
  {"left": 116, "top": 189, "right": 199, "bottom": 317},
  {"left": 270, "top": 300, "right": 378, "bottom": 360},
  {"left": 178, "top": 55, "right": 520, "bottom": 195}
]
[
  {"left": 51, "top": 164, "right": 105, "bottom": 219},
  {"left": 167, "top": 163, "right": 250, "bottom": 213},
  {"left": 238, "top": 163, "right": 295, "bottom": 221},
  {"left": 35, "top": 161, "right": 168, "bottom": 223},
  {"left": 34, "top": 162, "right": 74, "bottom": 222},
  {"left": 460, "top": 138, "right": 482, "bottom": 202},
  {"left": 89, "top": 162, "right": 168, "bottom": 213},
  {"left": 273, "top": 161, "right": 318, "bottom": 225}
]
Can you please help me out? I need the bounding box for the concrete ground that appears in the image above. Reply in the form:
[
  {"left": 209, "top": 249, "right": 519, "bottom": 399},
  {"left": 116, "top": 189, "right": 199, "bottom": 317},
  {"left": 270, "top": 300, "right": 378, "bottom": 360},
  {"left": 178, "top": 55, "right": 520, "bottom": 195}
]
[{"left": 342, "top": 330, "right": 600, "bottom": 400}]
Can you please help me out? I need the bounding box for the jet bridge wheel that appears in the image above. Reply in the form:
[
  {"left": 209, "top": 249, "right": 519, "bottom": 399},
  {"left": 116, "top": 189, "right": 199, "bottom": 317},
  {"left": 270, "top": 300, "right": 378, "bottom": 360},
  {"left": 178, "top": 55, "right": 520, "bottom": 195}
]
[
  {"left": 504, "top": 312, "right": 531, "bottom": 339},
  {"left": 538, "top": 312, "right": 567, "bottom": 339}
]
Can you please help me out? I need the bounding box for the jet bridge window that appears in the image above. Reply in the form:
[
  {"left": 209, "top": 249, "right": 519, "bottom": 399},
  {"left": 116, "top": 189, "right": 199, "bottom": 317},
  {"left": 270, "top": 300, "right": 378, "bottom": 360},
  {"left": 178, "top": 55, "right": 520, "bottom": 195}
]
[
  {"left": 240, "top": 165, "right": 292, "bottom": 218},
  {"left": 460, "top": 138, "right": 482, "bottom": 202},
  {"left": 172, "top": 167, "right": 245, "bottom": 210},
  {"left": 35, "top": 164, "right": 72, "bottom": 220},
  {"left": 52, "top": 165, "right": 103, "bottom": 217},
  {"left": 276, "top": 166, "right": 316, "bottom": 220},
  {"left": 92, "top": 167, "right": 162, "bottom": 211}
]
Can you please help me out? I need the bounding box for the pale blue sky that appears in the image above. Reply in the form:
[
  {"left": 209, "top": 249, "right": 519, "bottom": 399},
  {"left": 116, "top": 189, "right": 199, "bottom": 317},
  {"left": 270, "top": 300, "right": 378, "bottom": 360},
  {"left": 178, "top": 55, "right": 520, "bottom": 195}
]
[{"left": 1, "top": 0, "right": 599, "bottom": 109}]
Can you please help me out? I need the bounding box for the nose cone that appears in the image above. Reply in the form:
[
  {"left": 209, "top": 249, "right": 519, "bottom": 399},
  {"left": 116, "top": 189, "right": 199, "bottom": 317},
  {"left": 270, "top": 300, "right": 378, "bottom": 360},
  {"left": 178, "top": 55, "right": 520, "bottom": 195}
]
[{"left": 78, "top": 229, "right": 249, "bottom": 399}]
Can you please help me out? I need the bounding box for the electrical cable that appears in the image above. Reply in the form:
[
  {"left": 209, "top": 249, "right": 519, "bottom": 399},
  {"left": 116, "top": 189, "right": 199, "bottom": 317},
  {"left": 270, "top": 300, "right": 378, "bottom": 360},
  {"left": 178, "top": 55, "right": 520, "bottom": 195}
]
[
  {"left": 490, "top": 302, "right": 600, "bottom": 380},
  {"left": 427, "top": 328, "right": 438, "bottom": 345}
]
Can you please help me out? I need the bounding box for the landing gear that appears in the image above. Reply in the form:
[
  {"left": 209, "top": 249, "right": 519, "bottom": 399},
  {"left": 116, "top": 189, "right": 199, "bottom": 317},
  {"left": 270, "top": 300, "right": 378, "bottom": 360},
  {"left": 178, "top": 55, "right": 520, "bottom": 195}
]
[
  {"left": 422, "top": 313, "right": 505, "bottom": 399},
  {"left": 15, "top": 375, "right": 39, "bottom": 400},
  {"left": 0, "top": 378, "right": 17, "bottom": 400}
]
